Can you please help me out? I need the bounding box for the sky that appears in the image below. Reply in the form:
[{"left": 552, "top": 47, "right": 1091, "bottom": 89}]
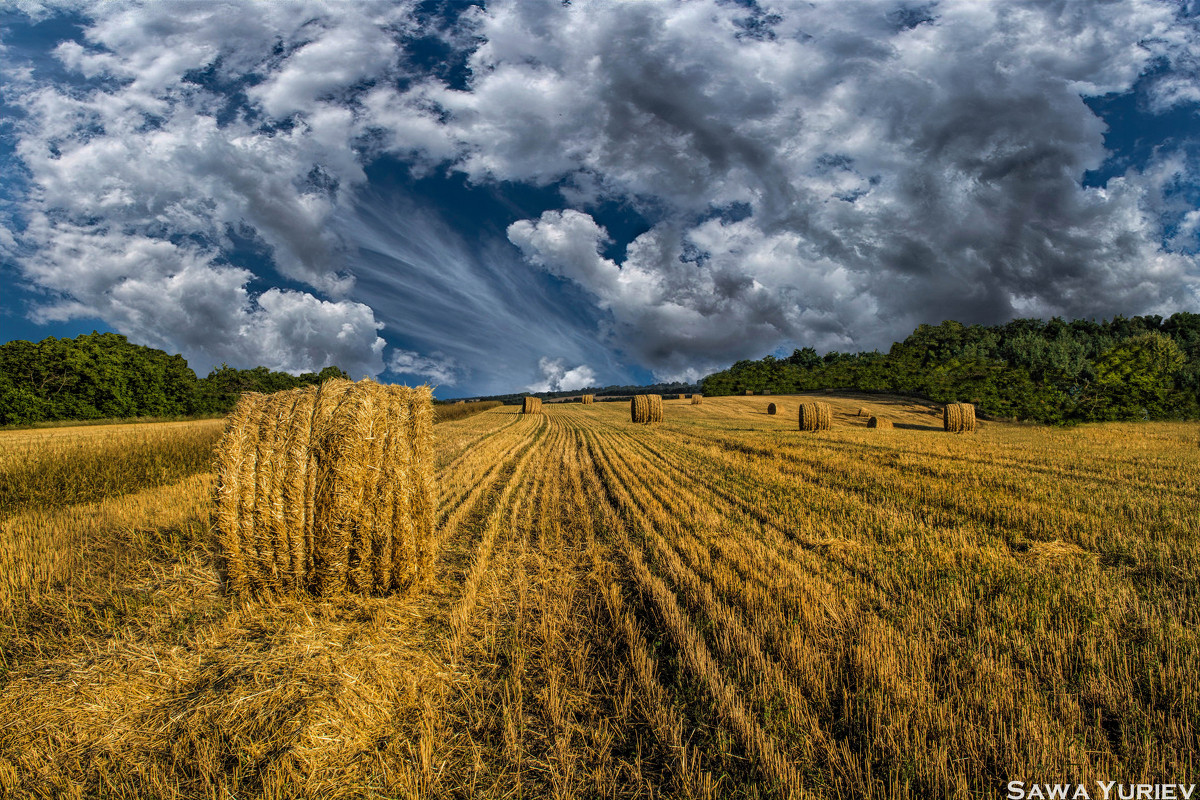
[{"left": 1, "top": 0, "right": 1199, "bottom": 398}]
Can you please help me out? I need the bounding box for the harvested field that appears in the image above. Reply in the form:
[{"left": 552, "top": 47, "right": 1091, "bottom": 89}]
[{"left": 1, "top": 394, "right": 1197, "bottom": 799}]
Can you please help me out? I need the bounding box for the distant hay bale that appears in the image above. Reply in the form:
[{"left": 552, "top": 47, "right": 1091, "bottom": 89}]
[
  {"left": 762, "top": 390, "right": 772, "bottom": 396},
  {"left": 943, "top": 402, "right": 976, "bottom": 433},
  {"left": 581, "top": 394, "right": 594, "bottom": 404},
  {"left": 857, "top": 407, "right": 868, "bottom": 417},
  {"left": 522, "top": 396, "right": 542, "bottom": 414},
  {"left": 214, "top": 378, "right": 436, "bottom": 599},
  {"left": 867, "top": 416, "right": 892, "bottom": 429},
  {"left": 631, "top": 394, "right": 664, "bottom": 423},
  {"left": 455, "top": 400, "right": 465, "bottom": 405},
  {"left": 691, "top": 394, "right": 703, "bottom": 404},
  {"left": 799, "top": 401, "right": 832, "bottom": 432},
  {"left": 767, "top": 403, "right": 777, "bottom": 415},
  {"left": 744, "top": 389, "right": 754, "bottom": 396}
]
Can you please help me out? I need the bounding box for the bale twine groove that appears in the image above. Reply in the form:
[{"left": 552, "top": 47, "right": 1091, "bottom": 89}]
[
  {"left": 943, "top": 402, "right": 976, "bottom": 433},
  {"left": 799, "top": 401, "right": 832, "bottom": 432},
  {"left": 214, "top": 378, "right": 435, "bottom": 599},
  {"left": 767, "top": 403, "right": 777, "bottom": 415},
  {"left": 522, "top": 396, "right": 542, "bottom": 414},
  {"left": 867, "top": 416, "right": 892, "bottom": 429},
  {"left": 631, "top": 394, "right": 664, "bottom": 423}
]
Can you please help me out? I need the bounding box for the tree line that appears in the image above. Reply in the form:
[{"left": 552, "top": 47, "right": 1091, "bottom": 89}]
[
  {"left": 0, "top": 332, "right": 349, "bottom": 426},
  {"left": 700, "top": 313, "right": 1200, "bottom": 424}
]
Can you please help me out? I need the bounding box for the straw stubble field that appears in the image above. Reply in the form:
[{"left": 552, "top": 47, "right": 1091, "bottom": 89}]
[{"left": 0, "top": 395, "right": 1197, "bottom": 799}]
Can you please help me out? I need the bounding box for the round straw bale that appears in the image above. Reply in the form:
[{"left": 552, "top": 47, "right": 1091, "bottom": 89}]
[
  {"left": 943, "top": 402, "right": 976, "bottom": 433},
  {"left": 744, "top": 389, "right": 754, "bottom": 395},
  {"left": 522, "top": 396, "right": 542, "bottom": 414},
  {"left": 857, "top": 407, "right": 868, "bottom": 417},
  {"left": 767, "top": 403, "right": 777, "bottom": 415},
  {"left": 691, "top": 394, "right": 703, "bottom": 404},
  {"left": 867, "top": 416, "right": 892, "bottom": 429},
  {"left": 214, "top": 378, "right": 436, "bottom": 600},
  {"left": 631, "top": 394, "right": 664, "bottom": 423},
  {"left": 799, "top": 401, "right": 832, "bottom": 432},
  {"left": 581, "top": 394, "right": 594, "bottom": 404}
]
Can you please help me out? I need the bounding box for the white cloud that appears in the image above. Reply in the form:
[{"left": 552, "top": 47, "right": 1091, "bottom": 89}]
[
  {"left": 528, "top": 357, "right": 597, "bottom": 393},
  {"left": 19, "top": 218, "right": 385, "bottom": 377},
  {"left": 480, "top": 0, "right": 1200, "bottom": 369},
  {"left": 387, "top": 348, "right": 457, "bottom": 386},
  {"left": 2, "top": 0, "right": 422, "bottom": 375}
]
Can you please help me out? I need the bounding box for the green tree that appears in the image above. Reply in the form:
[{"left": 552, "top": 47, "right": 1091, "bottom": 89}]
[{"left": 1086, "top": 332, "right": 1186, "bottom": 420}]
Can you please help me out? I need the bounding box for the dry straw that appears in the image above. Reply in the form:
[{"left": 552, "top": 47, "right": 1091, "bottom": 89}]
[
  {"left": 767, "top": 403, "right": 777, "bottom": 415},
  {"left": 522, "top": 396, "right": 542, "bottom": 414},
  {"left": 867, "top": 416, "right": 892, "bottom": 429},
  {"left": 581, "top": 395, "right": 594, "bottom": 405},
  {"left": 858, "top": 407, "right": 869, "bottom": 417},
  {"left": 943, "top": 402, "right": 977, "bottom": 433},
  {"left": 214, "top": 378, "right": 435, "bottom": 599},
  {"left": 744, "top": 390, "right": 754, "bottom": 396},
  {"left": 691, "top": 394, "right": 703, "bottom": 405},
  {"left": 799, "top": 401, "right": 832, "bottom": 432},
  {"left": 631, "top": 394, "right": 664, "bottom": 424}
]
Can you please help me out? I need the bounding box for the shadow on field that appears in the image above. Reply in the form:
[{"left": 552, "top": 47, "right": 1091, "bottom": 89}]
[{"left": 893, "top": 422, "right": 944, "bottom": 431}]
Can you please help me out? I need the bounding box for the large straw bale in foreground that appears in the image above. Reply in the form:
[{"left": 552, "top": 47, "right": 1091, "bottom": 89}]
[
  {"left": 944, "top": 402, "right": 976, "bottom": 433},
  {"left": 631, "top": 394, "right": 664, "bottom": 423},
  {"left": 581, "top": 394, "right": 594, "bottom": 404},
  {"left": 867, "top": 416, "right": 892, "bottom": 429},
  {"left": 522, "top": 396, "right": 542, "bottom": 414},
  {"left": 799, "top": 401, "right": 832, "bottom": 432},
  {"left": 214, "top": 379, "right": 435, "bottom": 599},
  {"left": 691, "top": 394, "right": 703, "bottom": 405}
]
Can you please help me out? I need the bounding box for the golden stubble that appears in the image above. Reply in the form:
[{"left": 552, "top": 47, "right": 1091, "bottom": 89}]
[{"left": 1, "top": 396, "right": 1196, "bottom": 799}]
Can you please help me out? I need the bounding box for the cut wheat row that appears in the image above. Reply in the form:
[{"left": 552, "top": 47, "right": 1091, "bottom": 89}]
[
  {"left": 575, "top": 424, "right": 806, "bottom": 795},
  {"left": 583, "top": 424, "right": 823, "bottom": 741}
]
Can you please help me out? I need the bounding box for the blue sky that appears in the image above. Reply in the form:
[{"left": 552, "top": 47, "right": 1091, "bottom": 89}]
[{"left": 1, "top": 1, "right": 1198, "bottom": 397}]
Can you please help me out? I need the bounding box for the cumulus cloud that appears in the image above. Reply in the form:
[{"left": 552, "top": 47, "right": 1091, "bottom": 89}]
[
  {"left": 459, "top": 0, "right": 1200, "bottom": 370},
  {"left": 19, "top": 219, "right": 385, "bottom": 376},
  {"left": 528, "top": 357, "right": 597, "bottom": 393},
  {"left": 510, "top": 210, "right": 867, "bottom": 380},
  {"left": 3, "top": 1, "right": 412, "bottom": 373}
]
